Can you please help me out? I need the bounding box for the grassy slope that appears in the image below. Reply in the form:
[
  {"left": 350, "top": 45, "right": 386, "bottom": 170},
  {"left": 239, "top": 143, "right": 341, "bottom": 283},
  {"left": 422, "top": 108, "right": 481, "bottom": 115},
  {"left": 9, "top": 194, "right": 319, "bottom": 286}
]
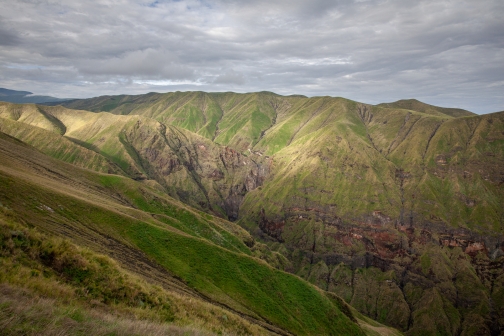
[
  {"left": 418, "top": 112, "right": 504, "bottom": 231},
  {"left": 0, "top": 103, "right": 273, "bottom": 219},
  {"left": 244, "top": 99, "right": 504, "bottom": 234},
  {"left": 364, "top": 105, "right": 504, "bottom": 232},
  {"left": 243, "top": 98, "right": 400, "bottom": 221},
  {"left": 0, "top": 216, "right": 265, "bottom": 336},
  {"left": 0, "top": 132, "right": 380, "bottom": 335},
  {"left": 61, "top": 91, "right": 292, "bottom": 152},
  {"left": 59, "top": 93, "right": 474, "bottom": 148},
  {"left": 376, "top": 99, "right": 475, "bottom": 118},
  {"left": 11, "top": 92, "right": 504, "bottom": 334},
  {"left": 0, "top": 102, "right": 137, "bottom": 176}
]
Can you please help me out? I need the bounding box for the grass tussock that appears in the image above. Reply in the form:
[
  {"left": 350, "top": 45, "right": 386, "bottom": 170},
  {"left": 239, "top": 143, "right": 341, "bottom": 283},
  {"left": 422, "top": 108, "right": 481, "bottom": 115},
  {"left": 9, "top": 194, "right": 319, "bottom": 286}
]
[
  {"left": 0, "top": 215, "right": 269, "bottom": 335},
  {"left": 0, "top": 217, "right": 175, "bottom": 322},
  {"left": 0, "top": 284, "right": 208, "bottom": 336}
]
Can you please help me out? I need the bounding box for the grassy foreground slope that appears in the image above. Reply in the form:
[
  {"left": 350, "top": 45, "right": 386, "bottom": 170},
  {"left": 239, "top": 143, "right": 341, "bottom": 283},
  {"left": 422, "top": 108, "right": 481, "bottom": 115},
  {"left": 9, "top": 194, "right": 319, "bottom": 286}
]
[
  {"left": 0, "top": 214, "right": 264, "bottom": 336},
  {"left": 0, "top": 132, "right": 384, "bottom": 335}
]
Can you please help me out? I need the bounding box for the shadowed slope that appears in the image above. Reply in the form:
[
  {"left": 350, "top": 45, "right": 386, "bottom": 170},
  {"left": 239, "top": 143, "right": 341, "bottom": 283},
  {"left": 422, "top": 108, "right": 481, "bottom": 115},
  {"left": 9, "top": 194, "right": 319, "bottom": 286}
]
[{"left": 0, "top": 132, "right": 378, "bottom": 336}]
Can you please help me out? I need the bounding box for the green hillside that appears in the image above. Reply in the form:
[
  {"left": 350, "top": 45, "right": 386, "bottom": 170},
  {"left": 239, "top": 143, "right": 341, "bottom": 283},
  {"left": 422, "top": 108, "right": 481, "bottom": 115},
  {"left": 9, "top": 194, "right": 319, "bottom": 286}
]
[
  {"left": 61, "top": 91, "right": 301, "bottom": 151},
  {"left": 0, "top": 131, "right": 387, "bottom": 335},
  {"left": 0, "top": 102, "right": 272, "bottom": 220},
  {"left": 377, "top": 99, "right": 475, "bottom": 118},
  {"left": 3, "top": 91, "right": 504, "bottom": 335}
]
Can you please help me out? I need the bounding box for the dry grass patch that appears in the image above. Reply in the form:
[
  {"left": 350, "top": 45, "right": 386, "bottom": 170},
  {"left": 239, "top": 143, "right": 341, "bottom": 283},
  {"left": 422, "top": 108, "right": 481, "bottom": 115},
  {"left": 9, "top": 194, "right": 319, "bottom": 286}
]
[
  {"left": 0, "top": 284, "right": 208, "bottom": 336},
  {"left": 0, "top": 215, "right": 270, "bottom": 336}
]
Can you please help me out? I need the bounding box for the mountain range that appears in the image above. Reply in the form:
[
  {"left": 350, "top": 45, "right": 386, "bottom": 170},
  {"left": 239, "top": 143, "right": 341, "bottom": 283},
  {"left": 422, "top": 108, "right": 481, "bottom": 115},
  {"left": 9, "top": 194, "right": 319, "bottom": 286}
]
[
  {"left": 0, "top": 90, "right": 502, "bottom": 335},
  {"left": 0, "top": 88, "right": 71, "bottom": 104}
]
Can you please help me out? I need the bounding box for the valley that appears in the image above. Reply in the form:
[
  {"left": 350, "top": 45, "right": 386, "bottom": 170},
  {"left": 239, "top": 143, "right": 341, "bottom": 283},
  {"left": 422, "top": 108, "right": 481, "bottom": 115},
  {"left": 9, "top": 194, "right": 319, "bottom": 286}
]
[{"left": 0, "top": 91, "right": 503, "bottom": 335}]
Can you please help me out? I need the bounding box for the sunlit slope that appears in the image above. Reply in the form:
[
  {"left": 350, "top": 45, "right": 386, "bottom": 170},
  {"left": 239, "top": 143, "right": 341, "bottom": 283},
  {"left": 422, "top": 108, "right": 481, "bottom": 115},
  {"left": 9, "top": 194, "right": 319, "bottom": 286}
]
[
  {"left": 241, "top": 98, "right": 401, "bottom": 230},
  {"left": 365, "top": 105, "right": 504, "bottom": 231},
  {"left": 0, "top": 102, "right": 272, "bottom": 219},
  {"left": 237, "top": 102, "right": 504, "bottom": 334},
  {"left": 377, "top": 99, "right": 475, "bottom": 118},
  {"left": 59, "top": 92, "right": 474, "bottom": 153},
  {"left": 62, "top": 91, "right": 298, "bottom": 151},
  {"left": 0, "top": 132, "right": 376, "bottom": 336},
  {"left": 0, "top": 103, "right": 122, "bottom": 174},
  {"left": 241, "top": 100, "right": 504, "bottom": 235}
]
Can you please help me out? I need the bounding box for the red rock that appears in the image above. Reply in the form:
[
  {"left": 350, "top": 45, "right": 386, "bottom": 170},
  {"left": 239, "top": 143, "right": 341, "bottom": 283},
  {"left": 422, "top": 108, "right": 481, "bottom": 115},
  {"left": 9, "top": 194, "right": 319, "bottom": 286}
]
[{"left": 465, "top": 241, "right": 486, "bottom": 256}]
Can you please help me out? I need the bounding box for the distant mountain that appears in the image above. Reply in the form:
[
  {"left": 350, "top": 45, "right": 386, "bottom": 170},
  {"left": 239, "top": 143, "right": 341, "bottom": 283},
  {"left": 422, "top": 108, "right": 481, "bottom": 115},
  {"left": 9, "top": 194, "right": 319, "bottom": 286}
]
[
  {"left": 0, "top": 88, "right": 33, "bottom": 96},
  {"left": 1, "top": 91, "right": 503, "bottom": 335},
  {"left": 378, "top": 98, "right": 475, "bottom": 118},
  {"left": 0, "top": 87, "right": 71, "bottom": 104}
]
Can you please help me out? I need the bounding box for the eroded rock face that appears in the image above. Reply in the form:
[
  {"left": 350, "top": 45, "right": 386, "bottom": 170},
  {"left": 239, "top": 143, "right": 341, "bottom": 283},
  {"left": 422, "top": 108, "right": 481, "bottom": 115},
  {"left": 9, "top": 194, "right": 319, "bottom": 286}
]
[
  {"left": 257, "top": 206, "right": 504, "bottom": 335},
  {"left": 218, "top": 147, "right": 271, "bottom": 220},
  {"left": 121, "top": 121, "right": 272, "bottom": 220},
  {"left": 259, "top": 208, "right": 285, "bottom": 242}
]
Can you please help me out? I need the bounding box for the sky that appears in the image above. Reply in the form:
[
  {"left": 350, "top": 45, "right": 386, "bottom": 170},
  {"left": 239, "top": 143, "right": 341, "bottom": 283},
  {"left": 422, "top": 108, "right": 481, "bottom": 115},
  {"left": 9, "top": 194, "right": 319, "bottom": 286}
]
[{"left": 0, "top": 0, "right": 503, "bottom": 114}]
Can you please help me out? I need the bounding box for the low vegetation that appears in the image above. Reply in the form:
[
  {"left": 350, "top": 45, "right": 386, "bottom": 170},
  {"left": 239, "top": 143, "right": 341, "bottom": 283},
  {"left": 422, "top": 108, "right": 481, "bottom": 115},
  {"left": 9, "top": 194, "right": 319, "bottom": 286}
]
[
  {"left": 2, "top": 90, "right": 502, "bottom": 335},
  {"left": 0, "top": 132, "right": 393, "bottom": 335},
  {"left": 0, "top": 213, "right": 265, "bottom": 335}
]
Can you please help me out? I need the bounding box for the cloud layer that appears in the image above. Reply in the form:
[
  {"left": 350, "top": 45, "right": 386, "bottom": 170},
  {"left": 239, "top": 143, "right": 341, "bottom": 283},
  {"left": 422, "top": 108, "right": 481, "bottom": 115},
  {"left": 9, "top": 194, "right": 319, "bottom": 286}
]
[{"left": 0, "top": 0, "right": 503, "bottom": 113}]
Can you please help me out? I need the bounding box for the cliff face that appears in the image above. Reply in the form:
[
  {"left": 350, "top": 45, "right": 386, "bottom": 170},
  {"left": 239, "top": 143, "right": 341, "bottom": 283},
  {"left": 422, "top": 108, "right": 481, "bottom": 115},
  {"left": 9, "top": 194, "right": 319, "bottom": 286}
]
[
  {"left": 276, "top": 218, "right": 503, "bottom": 333},
  {"left": 4, "top": 93, "right": 504, "bottom": 335},
  {"left": 238, "top": 103, "right": 504, "bottom": 334},
  {"left": 129, "top": 123, "right": 272, "bottom": 220}
]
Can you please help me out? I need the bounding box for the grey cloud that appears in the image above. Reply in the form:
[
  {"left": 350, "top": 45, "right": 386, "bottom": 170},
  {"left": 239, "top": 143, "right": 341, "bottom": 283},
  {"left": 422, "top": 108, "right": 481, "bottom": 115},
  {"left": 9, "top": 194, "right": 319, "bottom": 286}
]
[
  {"left": 0, "top": 19, "right": 20, "bottom": 46},
  {"left": 78, "top": 49, "right": 195, "bottom": 79},
  {"left": 0, "top": 0, "right": 502, "bottom": 113},
  {"left": 213, "top": 69, "right": 245, "bottom": 85}
]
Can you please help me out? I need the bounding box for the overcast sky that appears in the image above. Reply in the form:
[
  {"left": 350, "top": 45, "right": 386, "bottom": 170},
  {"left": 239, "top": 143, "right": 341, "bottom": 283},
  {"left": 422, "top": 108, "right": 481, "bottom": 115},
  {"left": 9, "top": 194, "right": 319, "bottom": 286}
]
[{"left": 0, "top": 0, "right": 503, "bottom": 113}]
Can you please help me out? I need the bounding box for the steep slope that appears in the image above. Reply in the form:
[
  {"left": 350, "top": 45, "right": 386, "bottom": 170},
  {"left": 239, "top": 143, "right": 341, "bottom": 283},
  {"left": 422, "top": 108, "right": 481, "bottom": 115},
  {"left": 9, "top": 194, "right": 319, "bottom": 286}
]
[
  {"left": 0, "top": 131, "right": 376, "bottom": 335},
  {"left": 240, "top": 101, "right": 504, "bottom": 334},
  {"left": 0, "top": 108, "right": 122, "bottom": 174},
  {"left": 0, "top": 211, "right": 267, "bottom": 336},
  {"left": 0, "top": 102, "right": 271, "bottom": 220},
  {"left": 59, "top": 94, "right": 475, "bottom": 147},
  {"left": 60, "top": 91, "right": 300, "bottom": 151},
  {"left": 7, "top": 92, "right": 504, "bottom": 335}
]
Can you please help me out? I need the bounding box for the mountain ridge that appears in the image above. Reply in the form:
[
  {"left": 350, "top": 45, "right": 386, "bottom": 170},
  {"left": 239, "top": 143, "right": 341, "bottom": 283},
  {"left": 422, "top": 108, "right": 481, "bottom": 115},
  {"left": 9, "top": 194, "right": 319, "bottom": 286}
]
[
  {"left": 377, "top": 98, "right": 475, "bottom": 118},
  {"left": 1, "top": 92, "right": 503, "bottom": 335}
]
